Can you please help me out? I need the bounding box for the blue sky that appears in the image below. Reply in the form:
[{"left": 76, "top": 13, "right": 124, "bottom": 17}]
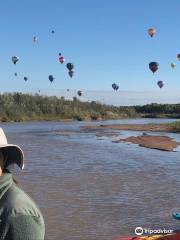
[{"left": 0, "top": 0, "right": 180, "bottom": 104}]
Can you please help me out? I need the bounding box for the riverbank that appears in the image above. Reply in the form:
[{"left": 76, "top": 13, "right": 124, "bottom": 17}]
[
  {"left": 0, "top": 93, "right": 139, "bottom": 122},
  {"left": 0, "top": 93, "right": 179, "bottom": 121}
]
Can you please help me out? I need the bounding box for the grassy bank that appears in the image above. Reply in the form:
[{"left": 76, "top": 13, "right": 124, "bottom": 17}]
[{"left": 166, "top": 121, "right": 180, "bottom": 132}]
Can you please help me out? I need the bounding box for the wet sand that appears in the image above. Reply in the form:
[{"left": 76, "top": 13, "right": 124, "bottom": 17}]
[
  {"left": 114, "top": 135, "right": 180, "bottom": 151},
  {"left": 83, "top": 124, "right": 178, "bottom": 132},
  {"left": 83, "top": 124, "right": 180, "bottom": 151}
]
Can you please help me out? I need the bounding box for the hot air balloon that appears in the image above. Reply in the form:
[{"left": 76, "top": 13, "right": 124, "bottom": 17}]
[
  {"left": 66, "top": 63, "right": 74, "bottom": 71},
  {"left": 149, "top": 62, "right": 159, "bottom": 74},
  {"left": 68, "top": 70, "right": 74, "bottom": 78},
  {"left": 51, "top": 30, "right": 55, "bottom": 34},
  {"left": 157, "top": 80, "right": 164, "bottom": 88},
  {"left": 77, "top": 90, "right": 83, "bottom": 96},
  {"left": 14, "top": 72, "right": 18, "bottom": 77},
  {"left": 33, "top": 36, "right": 38, "bottom": 43},
  {"left": 48, "top": 75, "right": 54, "bottom": 83},
  {"left": 171, "top": 63, "right": 176, "bottom": 69},
  {"left": 24, "top": 77, "right": 28, "bottom": 82},
  {"left": 177, "top": 54, "right": 180, "bottom": 61},
  {"left": 59, "top": 53, "right": 62, "bottom": 56},
  {"left": 112, "top": 83, "right": 119, "bottom": 91},
  {"left": 67, "top": 89, "right": 70, "bottom": 92},
  {"left": 59, "top": 56, "right": 65, "bottom": 64},
  {"left": 148, "top": 28, "right": 156, "bottom": 37},
  {"left": 12, "top": 56, "right": 19, "bottom": 65}
]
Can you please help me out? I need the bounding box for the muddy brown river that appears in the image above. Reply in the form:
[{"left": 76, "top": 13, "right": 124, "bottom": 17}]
[{"left": 1, "top": 119, "right": 180, "bottom": 240}]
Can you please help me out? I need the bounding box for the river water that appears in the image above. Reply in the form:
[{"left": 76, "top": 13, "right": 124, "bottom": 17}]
[{"left": 1, "top": 119, "right": 180, "bottom": 240}]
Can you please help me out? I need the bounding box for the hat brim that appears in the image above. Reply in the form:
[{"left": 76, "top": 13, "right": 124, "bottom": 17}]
[{"left": 0, "top": 144, "right": 24, "bottom": 169}]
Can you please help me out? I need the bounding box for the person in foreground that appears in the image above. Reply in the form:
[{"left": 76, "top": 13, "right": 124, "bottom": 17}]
[{"left": 0, "top": 128, "right": 45, "bottom": 240}]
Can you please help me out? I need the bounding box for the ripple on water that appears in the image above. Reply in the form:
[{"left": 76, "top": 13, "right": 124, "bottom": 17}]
[{"left": 2, "top": 119, "right": 180, "bottom": 240}]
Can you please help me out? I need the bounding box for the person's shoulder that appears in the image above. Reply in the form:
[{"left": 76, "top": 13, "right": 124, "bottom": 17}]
[
  {"left": 4, "top": 183, "right": 43, "bottom": 219},
  {"left": 3, "top": 184, "right": 45, "bottom": 239}
]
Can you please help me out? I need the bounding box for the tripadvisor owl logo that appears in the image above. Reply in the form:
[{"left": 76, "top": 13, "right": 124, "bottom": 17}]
[{"left": 135, "top": 227, "right": 143, "bottom": 236}]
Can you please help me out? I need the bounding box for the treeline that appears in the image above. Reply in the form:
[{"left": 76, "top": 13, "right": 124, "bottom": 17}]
[
  {"left": 135, "top": 103, "right": 180, "bottom": 118},
  {"left": 0, "top": 93, "right": 179, "bottom": 122},
  {"left": 0, "top": 93, "right": 138, "bottom": 122}
]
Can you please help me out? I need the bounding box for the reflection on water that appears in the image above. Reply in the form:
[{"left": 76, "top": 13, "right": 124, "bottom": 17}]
[{"left": 1, "top": 119, "right": 180, "bottom": 240}]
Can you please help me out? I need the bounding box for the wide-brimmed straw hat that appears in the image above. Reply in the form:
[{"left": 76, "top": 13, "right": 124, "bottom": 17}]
[{"left": 0, "top": 128, "right": 24, "bottom": 169}]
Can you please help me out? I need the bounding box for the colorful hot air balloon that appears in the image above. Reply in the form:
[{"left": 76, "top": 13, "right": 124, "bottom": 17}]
[
  {"left": 157, "top": 80, "right": 164, "bottom": 88},
  {"left": 59, "top": 56, "right": 65, "bottom": 64},
  {"left": 112, "top": 83, "right": 119, "bottom": 91},
  {"left": 68, "top": 70, "right": 74, "bottom": 78},
  {"left": 48, "top": 75, "right": 54, "bottom": 83},
  {"left": 66, "top": 63, "right": 74, "bottom": 71},
  {"left": 149, "top": 62, "right": 159, "bottom": 74},
  {"left": 148, "top": 28, "right": 156, "bottom": 37},
  {"left": 33, "top": 36, "right": 38, "bottom": 43},
  {"left": 24, "top": 77, "right": 28, "bottom": 82},
  {"left": 12, "top": 56, "right": 19, "bottom": 65},
  {"left": 171, "top": 63, "right": 176, "bottom": 69},
  {"left": 177, "top": 54, "right": 180, "bottom": 61},
  {"left": 77, "top": 90, "right": 83, "bottom": 96},
  {"left": 66, "top": 63, "right": 74, "bottom": 77}
]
